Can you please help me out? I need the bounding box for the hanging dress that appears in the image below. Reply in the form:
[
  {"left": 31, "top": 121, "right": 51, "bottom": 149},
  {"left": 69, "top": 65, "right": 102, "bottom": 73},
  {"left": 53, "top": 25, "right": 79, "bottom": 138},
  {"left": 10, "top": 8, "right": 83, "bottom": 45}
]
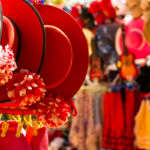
[
  {"left": 135, "top": 98, "right": 150, "bottom": 149},
  {"left": 85, "top": 93, "right": 97, "bottom": 150},
  {"left": 125, "top": 91, "right": 136, "bottom": 150}
]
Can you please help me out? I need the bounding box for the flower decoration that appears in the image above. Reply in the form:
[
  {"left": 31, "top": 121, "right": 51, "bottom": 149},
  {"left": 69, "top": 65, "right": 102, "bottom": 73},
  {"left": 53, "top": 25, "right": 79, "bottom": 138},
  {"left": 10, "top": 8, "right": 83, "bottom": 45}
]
[
  {"left": 36, "top": 94, "right": 71, "bottom": 128},
  {"left": 7, "top": 69, "right": 46, "bottom": 106},
  {"left": 0, "top": 45, "right": 17, "bottom": 85}
]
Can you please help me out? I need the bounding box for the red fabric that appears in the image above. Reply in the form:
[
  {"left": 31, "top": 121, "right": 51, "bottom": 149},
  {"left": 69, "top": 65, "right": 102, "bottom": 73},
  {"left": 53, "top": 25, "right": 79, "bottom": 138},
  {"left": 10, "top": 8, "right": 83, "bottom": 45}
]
[
  {"left": 0, "top": 121, "right": 31, "bottom": 150},
  {"left": 40, "top": 25, "right": 73, "bottom": 88},
  {"left": 111, "top": 92, "right": 124, "bottom": 150},
  {"left": 135, "top": 91, "right": 143, "bottom": 116},
  {"left": 103, "top": 91, "right": 137, "bottom": 150},
  {"left": 89, "top": 1, "right": 105, "bottom": 25},
  {"left": 47, "top": 130, "right": 62, "bottom": 144},
  {"left": 0, "top": 108, "right": 35, "bottom": 115},
  {"left": 26, "top": 125, "right": 49, "bottom": 150},
  {"left": 32, "top": 127, "right": 49, "bottom": 150},
  {"left": 125, "top": 91, "right": 135, "bottom": 150},
  {"left": 34, "top": 4, "right": 89, "bottom": 101},
  {"left": 103, "top": 93, "right": 111, "bottom": 148},
  {"left": 0, "top": 0, "right": 45, "bottom": 101},
  {"left": 0, "top": 103, "right": 35, "bottom": 115},
  {"left": 98, "top": 0, "right": 116, "bottom": 20},
  {"left": 70, "top": 5, "right": 85, "bottom": 28}
]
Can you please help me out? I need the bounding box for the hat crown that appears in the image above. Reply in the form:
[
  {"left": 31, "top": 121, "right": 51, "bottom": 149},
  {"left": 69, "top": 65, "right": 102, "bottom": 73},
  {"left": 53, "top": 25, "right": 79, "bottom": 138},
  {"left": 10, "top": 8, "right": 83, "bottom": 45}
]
[{"left": 1, "top": 16, "right": 19, "bottom": 60}]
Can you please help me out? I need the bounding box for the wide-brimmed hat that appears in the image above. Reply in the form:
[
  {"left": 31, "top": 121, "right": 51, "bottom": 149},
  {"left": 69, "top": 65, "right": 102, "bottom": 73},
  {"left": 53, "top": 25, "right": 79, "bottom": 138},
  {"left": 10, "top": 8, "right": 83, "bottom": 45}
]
[
  {"left": 126, "top": 0, "right": 142, "bottom": 19},
  {"left": 70, "top": 5, "right": 85, "bottom": 28},
  {"left": 33, "top": 4, "right": 89, "bottom": 102},
  {"left": 0, "top": 0, "right": 89, "bottom": 127},
  {"left": 0, "top": 0, "right": 45, "bottom": 101},
  {"left": 115, "top": 18, "right": 150, "bottom": 61},
  {"left": 141, "top": 0, "right": 150, "bottom": 21}
]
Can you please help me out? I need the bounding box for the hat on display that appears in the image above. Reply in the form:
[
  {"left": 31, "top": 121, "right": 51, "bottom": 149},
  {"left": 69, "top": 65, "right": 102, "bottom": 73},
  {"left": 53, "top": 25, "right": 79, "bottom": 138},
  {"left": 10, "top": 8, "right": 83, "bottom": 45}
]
[
  {"left": 98, "top": 0, "right": 116, "bottom": 20},
  {"left": 126, "top": 0, "right": 142, "bottom": 19},
  {"left": 0, "top": 0, "right": 45, "bottom": 102},
  {"left": 0, "top": 0, "right": 89, "bottom": 128},
  {"left": 141, "top": 0, "right": 150, "bottom": 21},
  {"left": 33, "top": 4, "right": 88, "bottom": 100},
  {"left": 34, "top": 4, "right": 88, "bottom": 128},
  {"left": 141, "top": 0, "right": 150, "bottom": 45},
  {"left": 89, "top": 1, "right": 105, "bottom": 25},
  {"left": 80, "top": 4, "right": 96, "bottom": 31},
  {"left": 70, "top": 5, "right": 85, "bottom": 28},
  {"left": 115, "top": 18, "right": 150, "bottom": 61}
]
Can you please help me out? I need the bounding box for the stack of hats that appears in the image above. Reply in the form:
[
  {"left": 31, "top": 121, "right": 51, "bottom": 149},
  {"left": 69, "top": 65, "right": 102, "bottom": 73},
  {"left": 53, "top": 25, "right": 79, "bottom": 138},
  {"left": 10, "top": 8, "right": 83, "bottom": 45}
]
[{"left": 0, "top": 0, "right": 89, "bottom": 128}]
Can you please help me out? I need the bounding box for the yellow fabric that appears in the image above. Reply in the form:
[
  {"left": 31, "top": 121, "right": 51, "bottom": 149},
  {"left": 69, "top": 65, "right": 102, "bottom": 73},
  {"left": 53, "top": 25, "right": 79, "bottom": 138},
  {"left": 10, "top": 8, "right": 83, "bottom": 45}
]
[
  {"left": 135, "top": 100, "right": 150, "bottom": 149},
  {"left": 144, "top": 20, "right": 150, "bottom": 45},
  {"left": 82, "top": 28, "right": 93, "bottom": 56}
]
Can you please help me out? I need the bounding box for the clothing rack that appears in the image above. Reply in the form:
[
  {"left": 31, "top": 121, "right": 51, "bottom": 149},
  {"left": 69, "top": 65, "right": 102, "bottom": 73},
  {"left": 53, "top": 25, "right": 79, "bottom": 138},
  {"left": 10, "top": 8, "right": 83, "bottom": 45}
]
[
  {"left": 79, "top": 84, "right": 140, "bottom": 93},
  {"left": 79, "top": 85, "right": 107, "bottom": 91}
]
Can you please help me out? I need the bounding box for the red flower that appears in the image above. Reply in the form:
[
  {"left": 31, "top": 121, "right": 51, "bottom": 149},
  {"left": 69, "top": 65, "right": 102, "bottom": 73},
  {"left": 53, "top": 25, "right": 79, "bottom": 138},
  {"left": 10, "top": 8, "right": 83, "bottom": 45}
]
[
  {"left": 7, "top": 69, "right": 46, "bottom": 106},
  {"left": 0, "top": 45, "right": 17, "bottom": 85},
  {"left": 36, "top": 94, "right": 70, "bottom": 128}
]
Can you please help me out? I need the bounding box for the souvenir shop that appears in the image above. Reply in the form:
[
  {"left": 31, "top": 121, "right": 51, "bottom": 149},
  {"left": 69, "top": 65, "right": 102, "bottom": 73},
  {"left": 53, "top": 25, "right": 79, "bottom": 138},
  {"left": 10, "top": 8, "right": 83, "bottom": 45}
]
[{"left": 0, "top": 0, "right": 149, "bottom": 150}]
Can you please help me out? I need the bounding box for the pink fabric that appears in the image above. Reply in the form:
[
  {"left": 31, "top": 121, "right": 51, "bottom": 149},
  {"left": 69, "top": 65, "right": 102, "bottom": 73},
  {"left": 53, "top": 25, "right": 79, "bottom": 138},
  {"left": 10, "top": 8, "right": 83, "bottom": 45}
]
[
  {"left": 125, "top": 31, "right": 143, "bottom": 49},
  {"left": 85, "top": 94, "right": 97, "bottom": 150},
  {"left": 69, "top": 94, "right": 86, "bottom": 149},
  {"left": 29, "top": 126, "right": 49, "bottom": 150}
]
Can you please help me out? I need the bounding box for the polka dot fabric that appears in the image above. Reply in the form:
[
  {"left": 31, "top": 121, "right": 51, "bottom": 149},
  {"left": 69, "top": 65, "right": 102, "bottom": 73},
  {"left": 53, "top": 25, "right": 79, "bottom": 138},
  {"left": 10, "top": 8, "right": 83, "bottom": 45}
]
[
  {"left": 125, "top": 91, "right": 135, "bottom": 150},
  {"left": 112, "top": 92, "right": 125, "bottom": 150},
  {"left": 102, "top": 90, "right": 136, "bottom": 150},
  {"left": 103, "top": 93, "right": 111, "bottom": 148}
]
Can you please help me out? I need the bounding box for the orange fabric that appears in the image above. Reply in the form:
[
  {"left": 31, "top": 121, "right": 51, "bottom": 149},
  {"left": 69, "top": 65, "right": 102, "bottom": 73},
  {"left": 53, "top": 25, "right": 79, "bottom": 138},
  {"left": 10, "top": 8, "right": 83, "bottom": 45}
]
[
  {"left": 135, "top": 100, "right": 150, "bottom": 149},
  {"left": 26, "top": 125, "right": 34, "bottom": 145}
]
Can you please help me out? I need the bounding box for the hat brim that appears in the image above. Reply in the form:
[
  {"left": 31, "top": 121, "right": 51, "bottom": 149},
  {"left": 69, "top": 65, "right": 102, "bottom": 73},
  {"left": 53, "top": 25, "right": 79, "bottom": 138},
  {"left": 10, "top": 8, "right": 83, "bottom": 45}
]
[
  {"left": 115, "top": 18, "right": 149, "bottom": 61},
  {"left": 0, "top": 3, "right": 3, "bottom": 43},
  {"left": 34, "top": 5, "right": 89, "bottom": 101},
  {"left": 0, "top": 0, "right": 45, "bottom": 101}
]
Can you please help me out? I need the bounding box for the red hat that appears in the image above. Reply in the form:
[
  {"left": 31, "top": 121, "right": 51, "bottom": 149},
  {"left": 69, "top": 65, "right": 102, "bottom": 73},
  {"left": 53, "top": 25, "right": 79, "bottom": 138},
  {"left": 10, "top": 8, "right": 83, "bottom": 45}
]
[
  {"left": 0, "top": 0, "right": 88, "bottom": 125},
  {"left": 70, "top": 5, "right": 85, "bottom": 28},
  {"left": 98, "top": 0, "right": 116, "bottom": 20},
  {"left": 89, "top": 1, "right": 105, "bottom": 25},
  {"left": 0, "top": 0, "right": 45, "bottom": 101},
  {"left": 28, "top": 5, "right": 88, "bottom": 128},
  {"left": 33, "top": 4, "right": 88, "bottom": 102}
]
